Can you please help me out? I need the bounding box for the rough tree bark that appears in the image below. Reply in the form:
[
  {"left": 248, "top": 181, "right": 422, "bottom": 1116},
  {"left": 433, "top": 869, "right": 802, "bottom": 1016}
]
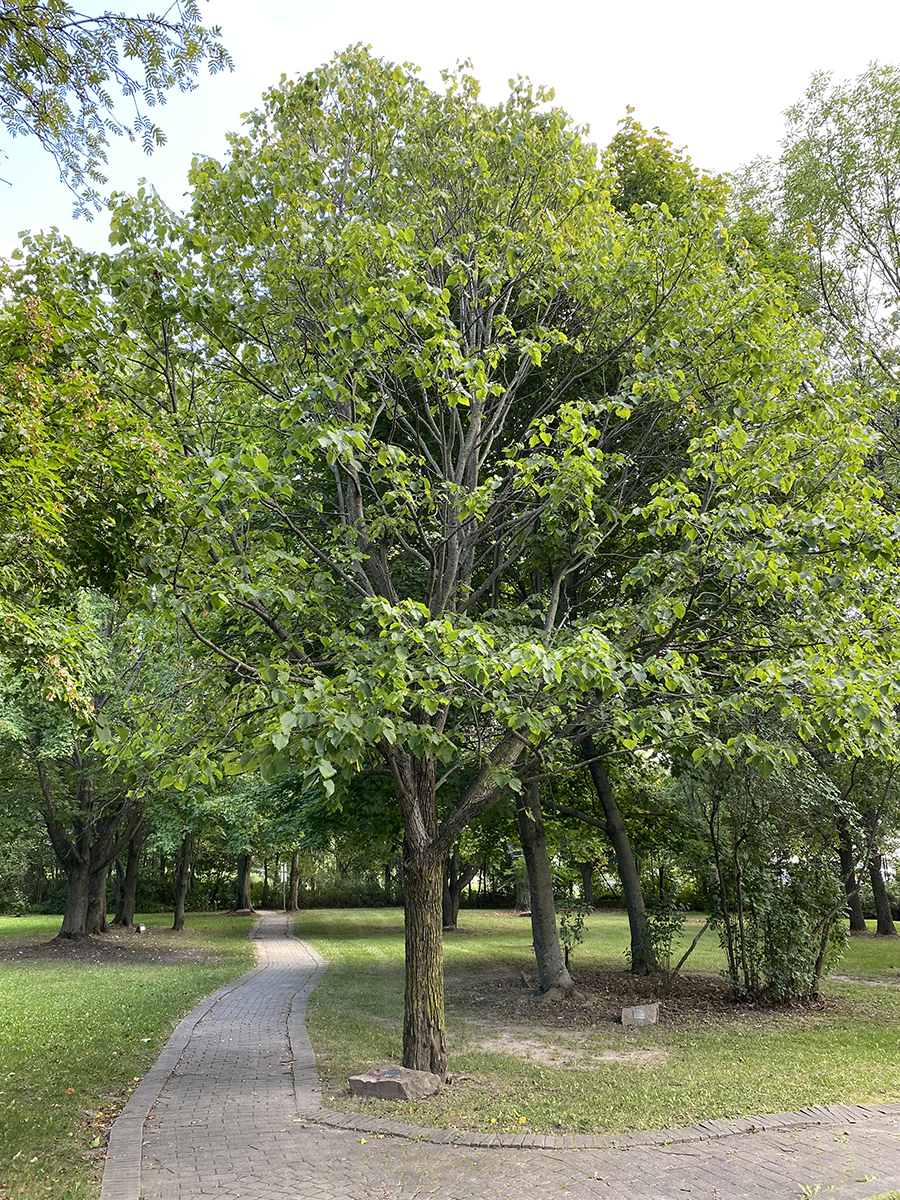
[
  {"left": 288, "top": 851, "right": 300, "bottom": 911},
  {"left": 517, "top": 780, "right": 574, "bottom": 995},
  {"left": 384, "top": 732, "right": 523, "bottom": 1078},
  {"left": 173, "top": 833, "right": 195, "bottom": 931},
  {"left": 868, "top": 852, "right": 898, "bottom": 937},
  {"left": 234, "top": 853, "right": 254, "bottom": 912},
  {"left": 86, "top": 864, "right": 109, "bottom": 934}
]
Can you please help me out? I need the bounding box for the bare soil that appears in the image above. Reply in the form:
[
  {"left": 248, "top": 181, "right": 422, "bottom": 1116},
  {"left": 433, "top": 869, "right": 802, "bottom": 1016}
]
[
  {"left": 0, "top": 923, "right": 219, "bottom": 966},
  {"left": 447, "top": 963, "right": 858, "bottom": 1034}
]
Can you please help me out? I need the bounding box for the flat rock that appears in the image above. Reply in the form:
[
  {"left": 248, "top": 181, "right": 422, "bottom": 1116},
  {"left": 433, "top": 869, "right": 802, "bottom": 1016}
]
[
  {"left": 622, "top": 1002, "right": 660, "bottom": 1029},
  {"left": 349, "top": 1064, "right": 442, "bottom": 1101}
]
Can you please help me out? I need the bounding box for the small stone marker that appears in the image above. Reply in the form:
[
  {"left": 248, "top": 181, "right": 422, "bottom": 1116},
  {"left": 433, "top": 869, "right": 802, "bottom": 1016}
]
[
  {"left": 621, "top": 1002, "right": 659, "bottom": 1029},
  {"left": 348, "top": 1064, "right": 442, "bottom": 1101}
]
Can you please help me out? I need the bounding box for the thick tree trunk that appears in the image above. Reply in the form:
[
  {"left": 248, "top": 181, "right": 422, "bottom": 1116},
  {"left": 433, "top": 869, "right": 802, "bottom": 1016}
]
[
  {"left": 868, "top": 853, "right": 897, "bottom": 936},
  {"left": 58, "top": 858, "right": 91, "bottom": 938},
  {"left": 581, "top": 737, "right": 657, "bottom": 974},
  {"left": 289, "top": 851, "right": 300, "bottom": 911},
  {"left": 577, "top": 861, "right": 594, "bottom": 908},
  {"left": 86, "top": 865, "right": 108, "bottom": 935},
  {"left": 517, "top": 781, "right": 574, "bottom": 995},
  {"left": 837, "top": 819, "right": 868, "bottom": 933},
  {"left": 173, "top": 833, "right": 194, "bottom": 932},
  {"left": 402, "top": 847, "right": 446, "bottom": 1077},
  {"left": 234, "top": 853, "right": 254, "bottom": 911}
]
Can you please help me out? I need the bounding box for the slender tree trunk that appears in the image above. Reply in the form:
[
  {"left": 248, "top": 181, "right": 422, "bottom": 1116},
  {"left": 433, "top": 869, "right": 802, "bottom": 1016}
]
[
  {"left": 837, "top": 819, "right": 868, "bottom": 933},
  {"left": 112, "top": 858, "right": 125, "bottom": 924},
  {"left": 868, "top": 853, "right": 897, "bottom": 936},
  {"left": 441, "top": 845, "right": 478, "bottom": 929},
  {"left": 577, "top": 861, "right": 594, "bottom": 908},
  {"left": 517, "top": 781, "right": 574, "bottom": 995},
  {"left": 262, "top": 858, "right": 270, "bottom": 908},
  {"left": 289, "top": 851, "right": 300, "bottom": 911},
  {"left": 580, "top": 737, "right": 656, "bottom": 974},
  {"left": 235, "top": 853, "right": 254, "bottom": 912},
  {"left": 173, "top": 833, "right": 194, "bottom": 931},
  {"left": 86, "top": 864, "right": 108, "bottom": 935},
  {"left": 120, "top": 826, "right": 144, "bottom": 927}
]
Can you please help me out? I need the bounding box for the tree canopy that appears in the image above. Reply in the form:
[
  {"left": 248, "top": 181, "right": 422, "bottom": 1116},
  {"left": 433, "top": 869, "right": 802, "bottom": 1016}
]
[{"left": 0, "top": 0, "right": 231, "bottom": 211}]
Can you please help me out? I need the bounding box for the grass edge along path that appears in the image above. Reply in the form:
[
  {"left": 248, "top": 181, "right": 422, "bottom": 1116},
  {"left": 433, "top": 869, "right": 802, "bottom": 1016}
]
[
  {"left": 299, "top": 907, "right": 900, "bottom": 1139},
  {"left": 0, "top": 912, "right": 254, "bottom": 1200}
]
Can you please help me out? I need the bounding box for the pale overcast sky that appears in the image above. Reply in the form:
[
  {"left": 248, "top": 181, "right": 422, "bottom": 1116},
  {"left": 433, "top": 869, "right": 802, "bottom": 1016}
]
[{"left": 2, "top": 0, "right": 900, "bottom": 256}]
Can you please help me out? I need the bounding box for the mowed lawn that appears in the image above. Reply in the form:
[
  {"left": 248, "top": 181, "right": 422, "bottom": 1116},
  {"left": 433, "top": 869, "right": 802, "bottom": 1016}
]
[
  {"left": 300, "top": 908, "right": 900, "bottom": 1136},
  {"left": 0, "top": 914, "right": 254, "bottom": 1200}
]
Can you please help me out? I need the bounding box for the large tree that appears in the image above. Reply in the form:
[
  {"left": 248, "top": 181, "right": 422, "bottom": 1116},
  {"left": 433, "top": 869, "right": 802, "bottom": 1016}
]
[{"left": 17, "top": 49, "right": 900, "bottom": 1072}]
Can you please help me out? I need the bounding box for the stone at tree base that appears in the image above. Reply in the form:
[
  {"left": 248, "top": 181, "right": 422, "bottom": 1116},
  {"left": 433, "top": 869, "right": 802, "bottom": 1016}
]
[
  {"left": 621, "top": 1003, "right": 660, "bottom": 1029},
  {"left": 349, "top": 1064, "right": 442, "bottom": 1100}
]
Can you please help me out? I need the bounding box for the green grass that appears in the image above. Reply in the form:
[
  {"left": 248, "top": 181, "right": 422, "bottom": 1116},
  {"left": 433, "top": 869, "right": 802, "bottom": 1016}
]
[
  {"left": 0, "top": 913, "right": 254, "bottom": 1200},
  {"left": 300, "top": 908, "right": 900, "bottom": 1136}
]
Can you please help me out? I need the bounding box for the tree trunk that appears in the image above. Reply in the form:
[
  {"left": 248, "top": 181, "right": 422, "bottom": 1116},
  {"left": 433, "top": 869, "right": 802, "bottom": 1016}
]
[
  {"left": 173, "top": 833, "right": 194, "bottom": 931},
  {"left": 86, "top": 864, "right": 108, "bottom": 935},
  {"left": 58, "top": 858, "right": 91, "bottom": 938},
  {"left": 402, "top": 845, "right": 446, "bottom": 1076},
  {"left": 289, "top": 851, "right": 300, "bottom": 911},
  {"left": 113, "top": 825, "right": 145, "bottom": 928},
  {"left": 517, "top": 781, "right": 574, "bottom": 995},
  {"left": 235, "top": 853, "right": 254, "bottom": 911},
  {"left": 577, "top": 861, "right": 594, "bottom": 908},
  {"left": 112, "top": 858, "right": 125, "bottom": 925},
  {"left": 837, "top": 819, "right": 868, "bottom": 933},
  {"left": 442, "top": 845, "right": 478, "bottom": 929},
  {"left": 262, "top": 858, "right": 270, "bottom": 908},
  {"left": 869, "top": 852, "right": 897, "bottom": 936},
  {"left": 581, "top": 736, "right": 657, "bottom": 974}
]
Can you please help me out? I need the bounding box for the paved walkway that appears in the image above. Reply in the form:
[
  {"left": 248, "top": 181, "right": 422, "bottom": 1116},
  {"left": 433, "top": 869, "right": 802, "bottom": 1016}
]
[{"left": 100, "top": 912, "right": 900, "bottom": 1200}]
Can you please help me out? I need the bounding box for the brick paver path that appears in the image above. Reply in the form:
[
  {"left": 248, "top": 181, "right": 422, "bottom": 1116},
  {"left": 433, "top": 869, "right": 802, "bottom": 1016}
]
[{"left": 100, "top": 911, "right": 900, "bottom": 1200}]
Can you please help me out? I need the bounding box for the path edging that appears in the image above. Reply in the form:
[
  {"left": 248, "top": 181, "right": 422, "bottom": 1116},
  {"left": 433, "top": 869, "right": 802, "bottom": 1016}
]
[{"left": 301, "top": 1099, "right": 900, "bottom": 1150}]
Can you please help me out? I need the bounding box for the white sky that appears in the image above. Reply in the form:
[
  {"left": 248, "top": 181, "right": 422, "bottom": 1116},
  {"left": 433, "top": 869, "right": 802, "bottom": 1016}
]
[{"left": 2, "top": 0, "right": 900, "bottom": 256}]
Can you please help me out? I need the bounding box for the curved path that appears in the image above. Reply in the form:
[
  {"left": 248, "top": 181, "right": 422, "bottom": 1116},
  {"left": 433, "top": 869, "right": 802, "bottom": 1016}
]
[{"left": 100, "top": 912, "right": 900, "bottom": 1200}]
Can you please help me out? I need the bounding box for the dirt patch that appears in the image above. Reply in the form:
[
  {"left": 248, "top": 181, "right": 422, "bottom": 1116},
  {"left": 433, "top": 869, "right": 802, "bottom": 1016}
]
[
  {"left": 0, "top": 925, "right": 216, "bottom": 966},
  {"left": 474, "top": 1031, "right": 666, "bottom": 1067},
  {"left": 449, "top": 965, "right": 858, "bottom": 1032}
]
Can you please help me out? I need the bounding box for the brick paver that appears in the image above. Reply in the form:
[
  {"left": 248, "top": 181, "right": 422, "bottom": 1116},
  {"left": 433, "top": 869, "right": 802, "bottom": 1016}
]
[{"left": 99, "top": 911, "right": 900, "bottom": 1200}]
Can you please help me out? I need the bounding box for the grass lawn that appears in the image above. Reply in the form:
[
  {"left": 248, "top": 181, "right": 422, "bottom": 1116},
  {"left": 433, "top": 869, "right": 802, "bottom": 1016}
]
[
  {"left": 300, "top": 908, "right": 900, "bottom": 1137},
  {"left": 0, "top": 913, "right": 254, "bottom": 1200}
]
